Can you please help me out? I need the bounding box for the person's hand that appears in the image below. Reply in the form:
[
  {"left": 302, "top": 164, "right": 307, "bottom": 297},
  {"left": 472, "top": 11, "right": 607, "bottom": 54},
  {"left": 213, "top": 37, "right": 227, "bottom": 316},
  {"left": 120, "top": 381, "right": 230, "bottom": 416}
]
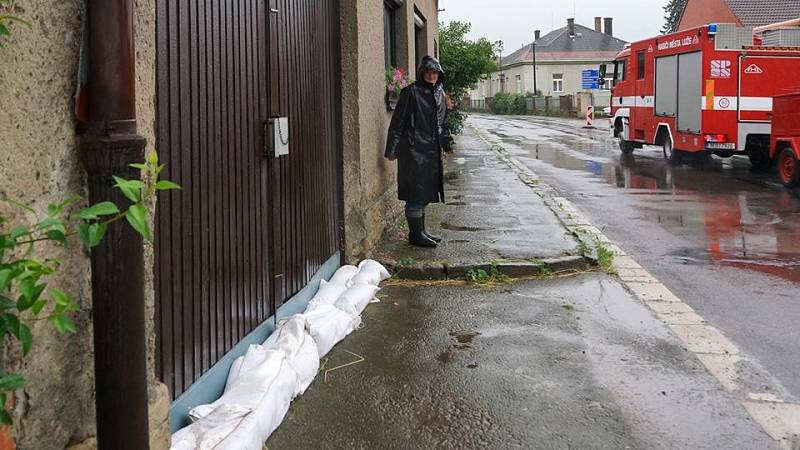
[{"left": 386, "top": 155, "right": 397, "bottom": 161}]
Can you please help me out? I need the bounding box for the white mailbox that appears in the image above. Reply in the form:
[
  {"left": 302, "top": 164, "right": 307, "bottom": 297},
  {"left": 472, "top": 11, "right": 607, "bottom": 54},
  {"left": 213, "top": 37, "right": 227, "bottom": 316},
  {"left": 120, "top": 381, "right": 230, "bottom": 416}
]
[{"left": 266, "top": 117, "right": 289, "bottom": 158}]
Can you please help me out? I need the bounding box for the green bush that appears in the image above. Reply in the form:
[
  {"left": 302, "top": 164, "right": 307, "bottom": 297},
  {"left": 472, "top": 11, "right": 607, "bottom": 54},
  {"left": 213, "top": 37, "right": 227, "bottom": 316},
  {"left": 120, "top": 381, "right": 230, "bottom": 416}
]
[
  {"left": 489, "top": 92, "right": 527, "bottom": 115},
  {"left": 448, "top": 109, "right": 466, "bottom": 135}
]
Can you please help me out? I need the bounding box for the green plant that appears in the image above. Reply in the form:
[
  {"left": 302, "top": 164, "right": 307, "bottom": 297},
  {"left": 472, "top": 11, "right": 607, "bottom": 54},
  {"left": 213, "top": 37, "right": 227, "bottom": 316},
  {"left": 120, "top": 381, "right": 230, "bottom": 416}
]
[
  {"left": 465, "top": 263, "right": 511, "bottom": 284},
  {"left": 0, "top": 151, "right": 178, "bottom": 424},
  {"left": 0, "top": 0, "right": 29, "bottom": 48},
  {"left": 398, "top": 257, "right": 416, "bottom": 267},
  {"left": 596, "top": 243, "right": 615, "bottom": 273},
  {"left": 489, "top": 93, "right": 527, "bottom": 115},
  {"left": 448, "top": 108, "right": 466, "bottom": 135}
]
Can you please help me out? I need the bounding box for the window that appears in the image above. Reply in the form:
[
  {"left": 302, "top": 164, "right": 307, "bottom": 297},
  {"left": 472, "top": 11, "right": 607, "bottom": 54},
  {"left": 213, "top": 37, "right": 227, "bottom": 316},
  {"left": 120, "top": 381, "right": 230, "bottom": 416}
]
[
  {"left": 552, "top": 73, "right": 564, "bottom": 93},
  {"left": 601, "top": 78, "right": 613, "bottom": 91},
  {"left": 414, "top": 10, "right": 427, "bottom": 68},
  {"left": 383, "top": 2, "right": 396, "bottom": 69},
  {"left": 637, "top": 51, "right": 646, "bottom": 80},
  {"left": 516, "top": 75, "right": 522, "bottom": 93},
  {"left": 613, "top": 59, "right": 627, "bottom": 86}
]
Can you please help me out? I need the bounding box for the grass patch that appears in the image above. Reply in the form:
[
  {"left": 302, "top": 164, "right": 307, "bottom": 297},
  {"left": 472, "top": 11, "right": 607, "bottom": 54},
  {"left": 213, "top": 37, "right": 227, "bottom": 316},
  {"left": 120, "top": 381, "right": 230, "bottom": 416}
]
[
  {"left": 398, "top": 257, "right": 416, "bottom": 266},
  {"left": 465, "top": 263, "right": 511, "bottom": 285},
  {"left": 596, "top": 243, "right": 615, "bottom": 273}
]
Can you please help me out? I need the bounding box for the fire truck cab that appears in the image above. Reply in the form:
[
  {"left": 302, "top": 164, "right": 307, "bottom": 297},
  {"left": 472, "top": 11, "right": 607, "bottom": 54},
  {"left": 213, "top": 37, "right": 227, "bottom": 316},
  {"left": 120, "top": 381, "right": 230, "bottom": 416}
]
[{"left": 609, "top": 24, "right": 800, "bottom": 167}]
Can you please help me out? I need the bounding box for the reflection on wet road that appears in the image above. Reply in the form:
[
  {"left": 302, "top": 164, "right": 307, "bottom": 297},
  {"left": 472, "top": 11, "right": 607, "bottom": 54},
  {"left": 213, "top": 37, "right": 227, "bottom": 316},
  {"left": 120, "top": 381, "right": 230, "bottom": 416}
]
[
  {"left": 477, "top": 115, "right": 800, "bottom": 283},
  {"left": 470, "top": 114, "right": 800, "bottom": 400}
]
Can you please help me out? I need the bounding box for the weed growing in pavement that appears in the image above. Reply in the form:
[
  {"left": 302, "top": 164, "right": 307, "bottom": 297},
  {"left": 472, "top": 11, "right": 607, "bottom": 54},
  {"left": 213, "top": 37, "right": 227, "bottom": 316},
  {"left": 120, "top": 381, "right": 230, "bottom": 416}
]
[
  {"left": 465, "top": 263, "right": 511, "bottom": 285},
  {"left": 561, "top": 304, "right": 575, "bottom": 311},
  {"left": 596, "top": 243, "right": 616, "bottom": 273},
  {"left": 398, "top": 257, "right": 416, "bottom": 266}
]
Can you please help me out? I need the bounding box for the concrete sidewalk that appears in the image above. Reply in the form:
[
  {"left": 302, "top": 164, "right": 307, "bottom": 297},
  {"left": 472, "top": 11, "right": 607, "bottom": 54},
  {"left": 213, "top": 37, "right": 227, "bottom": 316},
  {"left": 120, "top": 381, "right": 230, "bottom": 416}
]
[
  {"left": 372, "top": 126, "right": 587, "bottom": 279},
  {"left": 266, "top": 123, "right": 780, "bottom": 449}
]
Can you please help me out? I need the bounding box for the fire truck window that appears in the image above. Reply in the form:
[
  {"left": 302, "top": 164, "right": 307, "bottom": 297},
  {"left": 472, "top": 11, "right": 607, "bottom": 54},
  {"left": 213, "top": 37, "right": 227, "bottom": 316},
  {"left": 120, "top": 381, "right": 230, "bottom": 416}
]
[
  {"left": 614, "top": 60, "right": 626, "bottom": 86},
  {"left": 637, "top": 52, "right": 646, "bottom": 80}
]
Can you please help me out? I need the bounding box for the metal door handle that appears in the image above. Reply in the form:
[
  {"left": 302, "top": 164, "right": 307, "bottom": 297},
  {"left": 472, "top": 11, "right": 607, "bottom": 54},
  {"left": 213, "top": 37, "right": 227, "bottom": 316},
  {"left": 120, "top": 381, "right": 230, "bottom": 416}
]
[{"left": 270, "top": 8, "right": 279, "bottom": 13}]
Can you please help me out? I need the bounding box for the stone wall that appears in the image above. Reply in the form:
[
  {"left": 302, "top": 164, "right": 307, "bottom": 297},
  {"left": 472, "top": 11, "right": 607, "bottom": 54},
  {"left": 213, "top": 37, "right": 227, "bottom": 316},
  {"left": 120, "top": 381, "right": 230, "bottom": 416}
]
[
  {"left": 0, "top": 0, "right": 167, "bottom": 448},
  {"left": 340, "top": 0, "right": 440, "bottom": 261}
]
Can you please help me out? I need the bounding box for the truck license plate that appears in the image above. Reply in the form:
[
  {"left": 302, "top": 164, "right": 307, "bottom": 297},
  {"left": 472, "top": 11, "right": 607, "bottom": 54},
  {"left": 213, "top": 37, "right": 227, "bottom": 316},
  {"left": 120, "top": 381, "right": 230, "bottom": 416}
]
[{"left": 706, "top": 143, "right": 736, "bottom": 150}]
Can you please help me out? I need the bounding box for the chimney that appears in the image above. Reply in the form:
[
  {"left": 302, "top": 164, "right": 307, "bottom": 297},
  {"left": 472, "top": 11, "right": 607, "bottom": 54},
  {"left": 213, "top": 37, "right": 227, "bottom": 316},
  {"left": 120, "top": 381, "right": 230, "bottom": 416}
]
[
  {"left": 567, "top": 18, "right": 575, "bottom": 37},
  {"left": 595, "top": 17, "right": 602, "bottom": 33},
  {"left": 534, "top": 30, "right": 541, "bottom": 40},
  {"left": 604, "top": 17, "right": 613, "bottom": 36}
]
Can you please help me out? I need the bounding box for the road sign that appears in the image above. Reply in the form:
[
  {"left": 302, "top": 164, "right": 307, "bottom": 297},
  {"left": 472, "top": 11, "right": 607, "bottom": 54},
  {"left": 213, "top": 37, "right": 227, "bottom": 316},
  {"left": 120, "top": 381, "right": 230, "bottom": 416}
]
[{"left": 582, "top": 69, "right": 600, "bottom": 89}]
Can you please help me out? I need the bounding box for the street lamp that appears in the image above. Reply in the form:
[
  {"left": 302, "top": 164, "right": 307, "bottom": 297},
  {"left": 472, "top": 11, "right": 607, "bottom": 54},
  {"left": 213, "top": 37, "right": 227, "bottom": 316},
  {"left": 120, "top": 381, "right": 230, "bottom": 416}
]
[{"left": 532, "top": 38, "right": 537, "bottom": 95}]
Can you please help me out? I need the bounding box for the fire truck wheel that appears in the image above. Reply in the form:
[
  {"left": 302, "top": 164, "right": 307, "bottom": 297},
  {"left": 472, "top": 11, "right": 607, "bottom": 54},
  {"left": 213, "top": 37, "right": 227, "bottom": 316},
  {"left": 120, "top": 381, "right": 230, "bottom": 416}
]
[
  {"left": 662, "top": 139, "right": 681, "bottom": 165},
  {"left": 778, "top": 147, "right": 800, "bottom": 188},
  {"left": 618, "top": 137, "right": 635, "bottom": 154}
]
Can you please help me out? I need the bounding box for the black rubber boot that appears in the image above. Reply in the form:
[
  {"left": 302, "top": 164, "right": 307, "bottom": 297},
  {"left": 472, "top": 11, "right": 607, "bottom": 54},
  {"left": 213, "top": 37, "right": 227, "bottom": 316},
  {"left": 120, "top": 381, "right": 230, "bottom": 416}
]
[
  {"left": 407, "top": 215, "right": 437, "bottom": 248},
  {"left": 422, "top": 213, "right": 442, "bottom": 243}
]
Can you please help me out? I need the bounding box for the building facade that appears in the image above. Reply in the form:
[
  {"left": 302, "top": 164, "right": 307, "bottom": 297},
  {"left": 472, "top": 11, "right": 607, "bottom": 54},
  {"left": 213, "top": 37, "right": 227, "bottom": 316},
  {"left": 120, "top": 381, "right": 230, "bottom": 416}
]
[
  {"left": 471, "top": 17, "right": 627, "bottom": 109},
  {"left": 0, "top": 0, "right": 438, "bottom": 448},
  {"left": 678, "top": 0, "right": 800, "bottom": 31}
]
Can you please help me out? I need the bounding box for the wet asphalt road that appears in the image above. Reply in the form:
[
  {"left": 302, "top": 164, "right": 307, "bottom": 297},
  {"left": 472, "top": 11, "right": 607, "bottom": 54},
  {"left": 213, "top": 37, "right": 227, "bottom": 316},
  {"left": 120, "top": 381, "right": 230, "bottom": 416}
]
[
  {"left": 268, "top": 275, "right": 775, "bottom": 449},
  {"left": 470, "top": 114, "right": 800, "bottom": 402}
]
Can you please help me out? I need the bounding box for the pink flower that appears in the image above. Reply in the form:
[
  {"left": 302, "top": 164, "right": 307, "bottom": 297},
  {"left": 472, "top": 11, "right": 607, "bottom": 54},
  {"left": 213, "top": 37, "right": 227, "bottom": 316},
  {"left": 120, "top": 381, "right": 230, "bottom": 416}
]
[
  {"left": 394, "top": 72, "right": 403, "bottom": 81},
  {"left": 388, "top": 84, "right": 396, "bottom": 93}
]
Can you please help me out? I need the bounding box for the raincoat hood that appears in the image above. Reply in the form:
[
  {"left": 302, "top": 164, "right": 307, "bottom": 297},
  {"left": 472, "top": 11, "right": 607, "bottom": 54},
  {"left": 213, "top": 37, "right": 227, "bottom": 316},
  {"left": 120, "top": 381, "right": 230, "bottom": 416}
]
[{"left": 416, "top": 56, "right": 445, "bottom": 84}]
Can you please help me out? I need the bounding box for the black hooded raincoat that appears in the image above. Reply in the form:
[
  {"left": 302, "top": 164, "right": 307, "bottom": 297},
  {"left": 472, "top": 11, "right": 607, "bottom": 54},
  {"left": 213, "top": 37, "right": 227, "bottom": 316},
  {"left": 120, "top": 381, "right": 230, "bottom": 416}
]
[{"left": 385, "top": 56, "right": 455, "bottom": 204}]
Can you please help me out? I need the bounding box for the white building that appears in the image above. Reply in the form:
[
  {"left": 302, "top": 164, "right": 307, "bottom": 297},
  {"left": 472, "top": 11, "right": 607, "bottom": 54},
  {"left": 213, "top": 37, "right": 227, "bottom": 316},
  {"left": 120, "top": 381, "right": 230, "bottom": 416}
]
[{"left": 472, "top": 17, "right": 628, "bottom": 108}]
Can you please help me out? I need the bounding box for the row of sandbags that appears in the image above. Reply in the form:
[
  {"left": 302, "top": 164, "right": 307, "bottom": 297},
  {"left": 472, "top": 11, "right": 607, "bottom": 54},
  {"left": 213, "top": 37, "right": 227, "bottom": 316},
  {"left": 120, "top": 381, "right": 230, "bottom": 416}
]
[{"left": 171, "top": 260, "right": 390, "bottom": 450}]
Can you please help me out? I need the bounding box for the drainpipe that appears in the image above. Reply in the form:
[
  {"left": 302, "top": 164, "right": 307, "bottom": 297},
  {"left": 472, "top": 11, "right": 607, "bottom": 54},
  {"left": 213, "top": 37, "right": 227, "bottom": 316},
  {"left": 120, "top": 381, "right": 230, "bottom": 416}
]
[{"left": 79, "top": 0, "right": 150, "bottom": 448}]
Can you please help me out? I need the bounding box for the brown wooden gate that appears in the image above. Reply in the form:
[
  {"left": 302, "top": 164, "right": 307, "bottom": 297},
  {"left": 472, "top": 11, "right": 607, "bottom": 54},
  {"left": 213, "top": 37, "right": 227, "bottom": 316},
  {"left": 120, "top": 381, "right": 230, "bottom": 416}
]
[{"left": 155, "top": 0, "right": 342, "bottom": 399}]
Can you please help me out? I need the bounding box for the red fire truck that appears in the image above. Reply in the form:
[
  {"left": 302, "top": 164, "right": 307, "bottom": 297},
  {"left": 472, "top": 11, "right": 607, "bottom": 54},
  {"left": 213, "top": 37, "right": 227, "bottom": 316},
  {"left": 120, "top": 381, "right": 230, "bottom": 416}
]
[
  {"left": 608, "top": 23, "right": 800, "bottom": 167},
  {"left": 771, "top": 93, "right": 800, "bottom": 187}
]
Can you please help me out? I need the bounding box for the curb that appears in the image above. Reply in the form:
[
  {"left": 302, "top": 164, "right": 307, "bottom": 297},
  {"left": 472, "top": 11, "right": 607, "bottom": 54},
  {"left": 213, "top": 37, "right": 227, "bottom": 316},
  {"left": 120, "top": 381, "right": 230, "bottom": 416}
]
[{"left": 383, "top": 256, "right": 591, "bottom": 281}]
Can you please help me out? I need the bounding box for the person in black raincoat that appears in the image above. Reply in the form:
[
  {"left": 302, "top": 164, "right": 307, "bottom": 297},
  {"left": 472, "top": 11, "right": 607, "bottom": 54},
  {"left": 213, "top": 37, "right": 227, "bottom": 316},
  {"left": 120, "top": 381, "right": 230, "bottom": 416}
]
[{"left": 385, "top": 56, "right": 456, "bottom": 248}]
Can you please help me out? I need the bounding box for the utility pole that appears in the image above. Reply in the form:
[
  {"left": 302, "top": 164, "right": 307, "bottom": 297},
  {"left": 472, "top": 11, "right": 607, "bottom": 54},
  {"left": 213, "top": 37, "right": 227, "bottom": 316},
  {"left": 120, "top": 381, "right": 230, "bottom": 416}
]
[{"left": 532, "top": 38, "right": 537, "bottom": 95}]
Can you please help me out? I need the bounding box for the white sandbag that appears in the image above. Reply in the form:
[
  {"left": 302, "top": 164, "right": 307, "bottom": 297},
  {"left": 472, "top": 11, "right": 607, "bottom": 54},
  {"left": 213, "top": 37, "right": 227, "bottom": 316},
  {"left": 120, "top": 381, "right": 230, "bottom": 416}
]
[
  {"left": 351, "top": 259, "right": 391, "bottom": 286},
  {"left": 262, "top": 315, "right": 320, "bottom": 396},
  {"left": 221, "top": 344, "right": 270, "bottom": 392},
  {"left": 302, "top": 303, "right": 361, "bottom": 357},
  {"left": 328, "top": 264, "right": 358, "bottom": 286},
  {"left": 188, "top": 350, "right": 296, "bottom": 446},
  {"left": 333, "top": 284, "right": 380, "bottom": 317},
  {"left": 170, "top": 404, "right": 255, "bottom": 450},
  {"left": 309, "top": 279, "right": 347, "bottom": 306},
  {"left": 224, "top": 356, "right": 245, "bottom": 393}
]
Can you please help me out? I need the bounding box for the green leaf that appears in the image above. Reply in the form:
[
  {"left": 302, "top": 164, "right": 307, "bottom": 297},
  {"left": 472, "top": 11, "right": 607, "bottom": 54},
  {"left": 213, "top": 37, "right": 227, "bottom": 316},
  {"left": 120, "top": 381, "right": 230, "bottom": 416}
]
[
  {"left": 146, "top": 152, "right": 159, "bottom": 166},
  {"left": 156, "top": 164, "right": 166, "bottom": 176},
  {"left": 75, "top": 201, "right": 120, "bottom": 220},
  {"left": 0, "top": 23, "right": 10, "bottom": 37},
  {"left": 5, "top": 199, "right": 34, "bottom": 213},
  {"left": 10, "top": 226, "right": 29, "bottom": 240},
  {"left": 78, "top": 223, "right": 108, "bottom": 248},
  {"left": 1, "top": 314, "right": 20, "bottom": 337},
  {"left": 0, "top": 410, "right": 11, "bottom": 426},
  {"left": 35, "top": 217, "right": 61, "bottom": 231},
  {"left": 18, "top": 277, "right": 34, "bottom": 303},
  {"left": 129, "top": 163, "right": 147, "bottom": 170},
  {"left": 49, "top": 315, "right": 77, "bottom": 334},
  {"left": 125, "top": 204, "right": 151, "bottom": 241},
  {"left": 0, "top": 373, "right": 26, "bottom": 391},
  {"left": 30, "top": 299, "right": 46, "bottom": 316},
  {"left": 113, "top": 176, "right": 143, "bottom": 203},
  {"left": 49, "top": 194, "right": 83, "bottom": 216},
  {"left": 18, "top": 324, "right": 31, "bottom": 356},
  {"left": 45, "top": 230, "right": 67, "bottom": 245},
  {"left": 154, "top": 180, "right": 181, "bottom": 191},
  {"left": 50, "top": 288, "right": 69, "bottom": 307},
  {"left": 0, "top": 296, "right": 16, "bottom": 310},
  {"left": 0, "top": 269, "right": 11, "bottom": 293}
]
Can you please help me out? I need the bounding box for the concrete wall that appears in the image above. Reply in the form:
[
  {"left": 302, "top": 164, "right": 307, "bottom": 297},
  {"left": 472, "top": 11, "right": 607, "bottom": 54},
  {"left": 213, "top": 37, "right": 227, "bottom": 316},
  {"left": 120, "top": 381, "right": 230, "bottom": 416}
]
[
  {"left": 0, "top": 0, "right": 167, "bottom": 448},
  {"left": 340, "top": 0, "right": 439, "bottom": 261}
]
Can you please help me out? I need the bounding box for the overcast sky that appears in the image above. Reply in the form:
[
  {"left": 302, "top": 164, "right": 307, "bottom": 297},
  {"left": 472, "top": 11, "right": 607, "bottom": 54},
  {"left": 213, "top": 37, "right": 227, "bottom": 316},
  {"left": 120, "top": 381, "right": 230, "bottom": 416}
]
[{"left": 439, "top": 0, "right": 671, "bottom": 55}]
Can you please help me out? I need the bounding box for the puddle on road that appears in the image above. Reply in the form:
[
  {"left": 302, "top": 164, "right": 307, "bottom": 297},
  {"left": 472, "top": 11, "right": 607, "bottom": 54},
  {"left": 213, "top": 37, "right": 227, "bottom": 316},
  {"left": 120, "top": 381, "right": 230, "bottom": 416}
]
[{"left": 484, "top": 123, "right": 800, "bottom": 284}]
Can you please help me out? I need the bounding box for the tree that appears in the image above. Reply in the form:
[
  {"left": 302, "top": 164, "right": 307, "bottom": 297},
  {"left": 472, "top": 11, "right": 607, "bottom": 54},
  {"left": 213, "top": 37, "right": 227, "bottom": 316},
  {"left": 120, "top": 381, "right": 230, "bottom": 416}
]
[
  {"left": 662, "top": 0, "right": 688, "bottom": 34},
  {"left": 439, "top": 21, "right": 500, "bottom": 100},
  {"left": 439, "top": 21, "right": 501, "bottom": 134}
]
